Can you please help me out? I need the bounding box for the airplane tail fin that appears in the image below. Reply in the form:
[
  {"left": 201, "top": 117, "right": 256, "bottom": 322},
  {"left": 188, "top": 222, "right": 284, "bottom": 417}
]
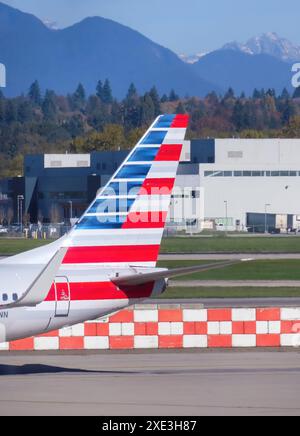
[{"left": 63, "top": 114, "right": 189, "bottom": 267}]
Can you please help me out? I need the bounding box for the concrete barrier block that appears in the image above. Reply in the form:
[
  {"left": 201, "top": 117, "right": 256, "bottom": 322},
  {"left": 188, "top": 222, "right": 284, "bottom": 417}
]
[
  {"left": 170, "top": 322, "right": 184, "bottom": 335},
  {"left": 281, "top": 308, "right": 300, "bottom": 321},
  {"left": 232, "top": 335, "right": 256, "bottom": 347},
  {"left": 183, "top": 335, "right": 207, "bottom": 348},
  {"left": 232, "top": 308, "right": 256, "bottom": 322},
  {"left": 183, "top": 309, "right": 207, "bottom": 322},
  {"left": 256, "top": 321, "right": 268, "bottom": 334},
  {"left": 269, "top": 321, "right": 281, "bottom": 334},
  {"left": 121, "top": 323, "right": 134, "bottom": 336},
  {"left": 34, "top": 337, "right": 59, "bottom": 351},
  {"left": 71, "top": 323, "right": 85, "bottom": 337},
  {"left": 84, "top": 336, "right": 109, "bottom": 350},
  {"left": 109, "top": 323, "right": 122, "bottom": 336},
  {"left": 220, "top": 322, "right": 232, "bottom": 335},
  {"left": 134, "top": 309, "right": 158, "bottom": 322},
  {"left": 208, "top": 322, "right": 220, "bottom": 335},
  {"left": 134, "top": 336, "right": 158, "bottom": 349}
]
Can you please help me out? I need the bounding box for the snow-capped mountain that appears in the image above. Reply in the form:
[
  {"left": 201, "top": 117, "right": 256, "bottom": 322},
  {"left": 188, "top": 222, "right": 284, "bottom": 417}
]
[
  {"left": 178, "top": 52, "right": 207, "bottom": 64},
  {"left": 222, "top": 32, "right": 300, "bottom": 63},
  {"left": 42, "top": 19, "right": 59, "bottom": 30}
]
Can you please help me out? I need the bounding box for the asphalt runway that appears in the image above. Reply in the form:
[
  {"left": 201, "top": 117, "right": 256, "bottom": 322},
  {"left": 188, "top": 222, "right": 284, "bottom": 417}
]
[{"left": 0, "top": 350, "right": 300, "bottom": 416}]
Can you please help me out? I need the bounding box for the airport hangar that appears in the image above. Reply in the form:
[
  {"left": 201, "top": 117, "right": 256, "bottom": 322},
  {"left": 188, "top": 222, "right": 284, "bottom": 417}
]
[{"left": 1, "top": 138, "right": 300, "bottom": 232}]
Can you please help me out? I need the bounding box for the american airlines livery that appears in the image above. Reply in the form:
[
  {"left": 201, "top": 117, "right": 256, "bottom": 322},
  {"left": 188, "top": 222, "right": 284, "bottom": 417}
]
[{"left": 0, "top": 114, "right": 238, "bottom": 344}]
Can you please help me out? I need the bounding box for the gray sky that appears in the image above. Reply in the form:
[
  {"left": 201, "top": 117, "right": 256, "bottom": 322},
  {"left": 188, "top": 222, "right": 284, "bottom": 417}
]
[{"left": 2, "top": 0, "right": 300, "bottom": 54}]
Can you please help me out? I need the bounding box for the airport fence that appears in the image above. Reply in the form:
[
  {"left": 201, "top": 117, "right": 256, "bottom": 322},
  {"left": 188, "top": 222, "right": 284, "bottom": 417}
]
[{"left": 1, "top": 304, "right": 300, "bottom": 351}]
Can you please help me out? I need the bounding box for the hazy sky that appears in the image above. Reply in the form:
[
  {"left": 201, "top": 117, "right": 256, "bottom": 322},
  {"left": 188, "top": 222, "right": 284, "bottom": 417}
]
[{"left": 2, "top": 0, "right": 300, "bottom": 54}]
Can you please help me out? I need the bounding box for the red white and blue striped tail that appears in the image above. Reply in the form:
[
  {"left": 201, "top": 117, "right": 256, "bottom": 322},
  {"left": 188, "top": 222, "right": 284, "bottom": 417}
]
[{"left": 64, "top": 114, "right": 189, "bottom": 267}]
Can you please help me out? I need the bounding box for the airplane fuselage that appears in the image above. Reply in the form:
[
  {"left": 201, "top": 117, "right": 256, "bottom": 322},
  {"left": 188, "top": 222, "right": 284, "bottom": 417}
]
[{"left": 0, "top": 264, "right": 164, "bottom": 343}]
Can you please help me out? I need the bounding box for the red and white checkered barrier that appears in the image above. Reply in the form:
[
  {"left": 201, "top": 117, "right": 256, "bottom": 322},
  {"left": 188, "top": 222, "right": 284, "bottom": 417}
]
[{"left": 2, "top": 305, "right": 300, "bottom": 351}]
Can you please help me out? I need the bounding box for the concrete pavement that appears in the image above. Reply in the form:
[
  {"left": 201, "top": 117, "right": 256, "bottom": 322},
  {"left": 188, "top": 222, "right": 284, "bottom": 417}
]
[{"left": 0, "top": 351, "right": 300, "bottom": 416}]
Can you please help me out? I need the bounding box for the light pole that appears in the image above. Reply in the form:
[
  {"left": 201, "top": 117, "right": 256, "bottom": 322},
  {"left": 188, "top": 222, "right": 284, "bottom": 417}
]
[
  {"left": 224, "top": 200, "right": 228, "bottom": 233},
  {"left": 69, "top": 201, "right": 73, "bottom": 223},
  {"left": 17, "top": 195, "right": 24, "bottom": 233},
  {"left": 265, "top": 203, "right": 271, "bottom": 234}
]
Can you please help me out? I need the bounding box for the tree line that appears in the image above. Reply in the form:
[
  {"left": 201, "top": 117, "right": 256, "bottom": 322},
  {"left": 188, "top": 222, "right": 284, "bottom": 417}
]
[{"left": 1, "top": 79, "right": 300, "bottom": 178}]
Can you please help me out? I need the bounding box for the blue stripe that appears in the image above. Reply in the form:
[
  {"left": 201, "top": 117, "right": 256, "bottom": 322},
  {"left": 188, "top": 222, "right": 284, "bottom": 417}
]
[
  {"left": 115, "top": 164, "right": 151, "bottom": 179},
  {"left": 101, "top": 181, "right": 143, "bottom": 196},
  {"left": 87, "top": 198, "right": 135, "bottom": 214},
  {"left": 154, "top": 115, "right": 175, "bottom": 128},
  {"left": 128, "top": 147, "right": 159, "bottom": 162},
  {"left": 141, "top": 130, "right": 167, "bottom": 145},
  {"left": 76, "top": 215, "right": 126, "bottom": 230}
]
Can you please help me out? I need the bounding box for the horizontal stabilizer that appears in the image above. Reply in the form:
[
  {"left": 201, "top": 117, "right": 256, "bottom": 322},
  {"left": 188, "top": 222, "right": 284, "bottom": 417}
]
[
  {"left": 112, "top": 259, "right": 249, "bottom": 286},
  {"left": 0, "top": 247, "right": 67, "bottom": 309}
]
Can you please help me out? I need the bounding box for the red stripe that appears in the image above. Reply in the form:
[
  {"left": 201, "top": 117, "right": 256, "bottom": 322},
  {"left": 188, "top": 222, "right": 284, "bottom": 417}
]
[
  {"left": 155, "top": 144, "right": 182, "bottom": 161},
  {"left": 171, "top": 114, "right": 189, "bottom": 128},
  {"left": 45, "top": 281, "right": 154, "bottom": 301},
  {"left": 139, "top": 178, "right": 175, "bottom": 195},
  {"left": 122, "top": 211, "right": 168, "bottom": 229},
  {"left": 63, "top": 245, "right": 160, "bottom": 264}
]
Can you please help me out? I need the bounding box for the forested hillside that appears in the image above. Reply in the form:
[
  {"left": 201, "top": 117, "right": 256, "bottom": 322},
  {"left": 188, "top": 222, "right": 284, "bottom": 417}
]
[{"left": 1, "top": 80, "right": 300, "bottom": 178}]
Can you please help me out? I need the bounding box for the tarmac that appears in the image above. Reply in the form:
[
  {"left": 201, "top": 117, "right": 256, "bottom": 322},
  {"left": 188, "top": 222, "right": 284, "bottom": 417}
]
[{"left": 0, "top": 350, "right": 300, "bottom": 416}]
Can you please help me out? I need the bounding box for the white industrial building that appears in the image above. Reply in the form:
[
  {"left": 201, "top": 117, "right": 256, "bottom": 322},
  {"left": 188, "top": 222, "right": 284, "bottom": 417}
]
[{"left": 169, "top": 138, "right": 300, "bottom": 233}]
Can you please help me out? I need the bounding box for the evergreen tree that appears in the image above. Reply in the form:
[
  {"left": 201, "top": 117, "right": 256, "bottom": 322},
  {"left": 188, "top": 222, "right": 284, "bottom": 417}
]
[
  {"left": 252, "top": 89, "right": 261, "bottom": 99},
  {"left": 149, "top": 86, "right": 161, "bottom": 116},
  {"left": 280, "top": 88, "right": 290, "bottom": 100},
  {"left": 102, "top": 79, "right": 113, "bottom": 104},
  {"left": 140, "top": 93, "right": 155, "bottom": 125},
  {"left": 126, "top": 83, "right": 138, "bottom": 101},
  {"left": 161, "top": 94, "right": 168, "bottom": 103},
  {"left": 42, "top": 90, "right": 57, "bottom": 121},
  {"left": 5, "top": 100, "right": 18, "bottom": 123},
  {"left": 266, "top": 88, "right": 276, "bottom": 98},
  {"left": 232, "top": 100, "right": 246, "bottom": 130},
  {"left": 28, "top": 80, "right": 42, "bottom": 106},
  {"left": 96, "top": 80, "right": 104, "bottom": 100},
  {"left": 293, "top": 87, "right": 300, "bottom": 99},
  {"left": 281, "top": 100, "right": 295, "bottom": 124},
  {"left": 71, "top": 83, "right": 86, "bottom": 111},
  {"left": 18, "top": 100, "right": 34, "bottom": 123},
  {"left": 0, "top": 97, "right": 5, "bottom": 123},
  {"left": 124, "top": 83, "right": 141, "bottom": 130},
  {"left": 169, "top": 89, "right": 179, "bottom": 102},
  {"left": 224, "top": 87, "right": 235, "bottom": 100}
]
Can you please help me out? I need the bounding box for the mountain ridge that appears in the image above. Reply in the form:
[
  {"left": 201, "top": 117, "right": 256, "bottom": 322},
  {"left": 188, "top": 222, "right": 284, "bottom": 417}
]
[{"left": 0, "top": 2, "right": 218, "bottom": 98}]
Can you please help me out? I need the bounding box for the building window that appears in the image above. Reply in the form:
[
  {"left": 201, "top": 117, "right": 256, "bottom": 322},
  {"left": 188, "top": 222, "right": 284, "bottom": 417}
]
[
  {"left": 50, "top": 161, "right": 62, "bottom": 168},
  {"left": 228, "top": 151, "right": 243, "bottom": 158},
  {"left": 204, "top": 169, "right": 299, "bottom": 178}
]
